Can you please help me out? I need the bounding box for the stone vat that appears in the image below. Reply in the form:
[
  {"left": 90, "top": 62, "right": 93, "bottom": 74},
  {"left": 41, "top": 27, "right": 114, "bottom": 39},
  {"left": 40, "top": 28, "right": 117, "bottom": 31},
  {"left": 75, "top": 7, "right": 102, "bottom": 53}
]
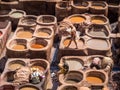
[
  {"left": 71, "top": 1, "right": 90, "bottom": 14},
  {"left": 6, "top": 38, "right": 28, "bottom": 58},
  {"left": 90, "top": 1, "right": 108, "bottom": 16}
]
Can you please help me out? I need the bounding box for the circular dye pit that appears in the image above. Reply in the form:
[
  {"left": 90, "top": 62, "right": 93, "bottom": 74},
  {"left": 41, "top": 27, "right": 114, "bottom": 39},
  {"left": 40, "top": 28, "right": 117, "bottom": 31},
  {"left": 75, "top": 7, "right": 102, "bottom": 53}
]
[
  {"left": 91, "top": 19, "right": 105, "bottom": 24},
  {"left": 10, "top": 12, "right": 24, "bottom": 18},
  {"left": 16, "top": 31, "right": 33, "bottom": 38},
  {"left": 21, "top": 16, "right": 36, "bottom": 26},
  {"left": 64, "top": 71, "right": 83, "bottom": 84},
  {"left": 22, "top": 19, "right": 36, "bottom": 26},
  {"left": 31, "top": 44, "right": 45, "bottom": 49},
  {"left": 36, "top": 28, "right": 51, "bottom": 37},
  {"left": 8, "top": 60, "right": 25, "bottom": 70},
  {"left": 20, "top": 86, "right": 39, "bottom": 90},
  {"left": 37, "top": 32, "right": 49, "bottom": 37},
  {"left": 38, "top": 15, "right": 55, "bottom": 24},
  {"left": 86, "top": 76, "right": 103, "bottom": 84},
  {"left": 30, "top": 38, "right": 48, "bottom": 49},
  {"left": 69, "top": 16, "right": 86, "bottom": 23},
  {"left": 74, "top": 2, "right": 89, "bottom": 8},
  {"left": 87, "top": 25, "right": 109, "bottom": 38},
  {"left": 91, "top": 16, "right": 107, "bottom": 24},
  {"left": 87, "top": 39, "right": 109, "bottom": 50},
  {"left": 11, "top": 44, "right": 26, "bottom": 50},
  {"left": 88, "top": 29, "right": 107, "bottom": 37},
  {"left": 64, "top": 58, "right": 84, "bottom": 70},
  {"left": 86, "top": 71, "right": 105, "bottom": 84},
  {"left": 30, "top": 59, "right": 49, "bottom": 74}
]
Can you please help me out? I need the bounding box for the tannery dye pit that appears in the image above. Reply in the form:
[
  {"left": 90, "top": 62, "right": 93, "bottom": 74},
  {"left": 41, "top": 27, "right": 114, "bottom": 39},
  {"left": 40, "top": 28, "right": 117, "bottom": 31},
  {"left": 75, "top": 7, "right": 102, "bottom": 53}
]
[
  {"left": 87, "top": 39, "right": 109, "bottom": 50},
  {"left": 37, "top": 32, "right": 50, "bottom": 37},
  {"left": 91, "top": 19, "right": 105, "bottom": 24},
  {"left": 69, "top": 16, "right": 85, "bottom": 23},
  {"left": 11, "top": 44, "right": 26, "bottom": 50},
  {"left": 16, "top": 31, "right": 33, "bottom": 38},
  {"left": 31, "top": 44, "right": 45, "bottom": 49},
  {"left": 0, "top": 1, "right": 119, "bottom": 90},
  {"left": 86, "top": 76, "right": 103, "bottom": 84},
  {"left": 10, "top": 12, "right": 24, "bottom": 18}
]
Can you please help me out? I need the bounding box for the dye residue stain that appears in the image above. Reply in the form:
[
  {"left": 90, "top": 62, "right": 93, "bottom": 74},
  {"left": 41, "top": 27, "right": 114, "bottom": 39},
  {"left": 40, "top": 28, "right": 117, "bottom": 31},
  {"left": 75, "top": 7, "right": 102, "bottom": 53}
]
[
  {"left": 16, "top": 31, "right": 32, "bottom": 38},
  {"left": 31, "top": 44, "right": 45, "bottom": 49},
  {"left": 9, "top": 63, "right": 23, "bottom": 70},
  {"left": 37, "top": 32, "right": 49, "bottom": 37},
  {"left": 86, "top": 76, "right": 103, "bottom": 84},
  {"left": 91, "top": 19, "right": 105, "bottom": 24},
  {"left": 20, "top": 87, "right": 38, "bottom": 90},
  {"left": 69, "top": 16, "right": 85, "bottom": 23},
  {"left": 12, "top": 44, "right": 26, "bottom": 50}
]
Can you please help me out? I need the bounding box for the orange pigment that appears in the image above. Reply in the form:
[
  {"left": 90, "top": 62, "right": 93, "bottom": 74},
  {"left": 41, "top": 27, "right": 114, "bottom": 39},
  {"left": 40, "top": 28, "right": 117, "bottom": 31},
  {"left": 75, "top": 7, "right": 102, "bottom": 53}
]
[
  {"left": 31, "top": 44, "right": 45, "bottom": 49},
  {"left": 86, "top": 76, "right": 103, "bottom": 84},
  {"left": 70, "top": 16, "right": 85, "bottom": 23}
]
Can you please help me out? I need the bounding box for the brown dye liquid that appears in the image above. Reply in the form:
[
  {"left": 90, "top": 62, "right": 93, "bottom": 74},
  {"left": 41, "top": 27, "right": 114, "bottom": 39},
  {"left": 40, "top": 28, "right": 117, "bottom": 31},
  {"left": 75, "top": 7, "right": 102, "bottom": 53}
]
[
  {"left": 70, "top": 16, "right": 85, "bottom": 23},
  {"left": 37, "top": 32, "right": 49, "bottom": 37},
  {"left": 31, "top": 44, "right": 45, "bottom": 49},
  {"left": 65, "top": 80, "right": 79, "bottom": 84},
  {"left": 87, "top": 39, "right": 108, "bottom": 50},
  {"left": 91, "top": 5, "right": 104, "bottom": 9},
  {"left": 9, "top": 63, "right": 23, "bottom": 70},
  {"left": 86, "top": 76, "right": 103, "bottom": 84},
  {"left": 31, "top": 66, "right": 45, "bottom": 72},
  {"left": 12, "top": 44, "right": 25, "bottom": 50},
  {"left": 63, "top": 39, "right": 70, "bottom": 47},
  {"left": 16, "top": 31, "right": 32, "bottom": 38},
  {"left": 20, "top": 87, "right": 38, "bottom": 90},
  {"left": 91, "top": 19, "right": 105, "bottom": 24}
]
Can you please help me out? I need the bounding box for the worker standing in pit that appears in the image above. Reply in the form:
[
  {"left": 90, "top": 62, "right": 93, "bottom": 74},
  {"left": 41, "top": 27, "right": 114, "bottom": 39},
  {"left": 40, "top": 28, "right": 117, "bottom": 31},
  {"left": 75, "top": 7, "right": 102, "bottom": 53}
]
[{"left": 66, "top": 25, "right": 78, "bottom": 49}]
